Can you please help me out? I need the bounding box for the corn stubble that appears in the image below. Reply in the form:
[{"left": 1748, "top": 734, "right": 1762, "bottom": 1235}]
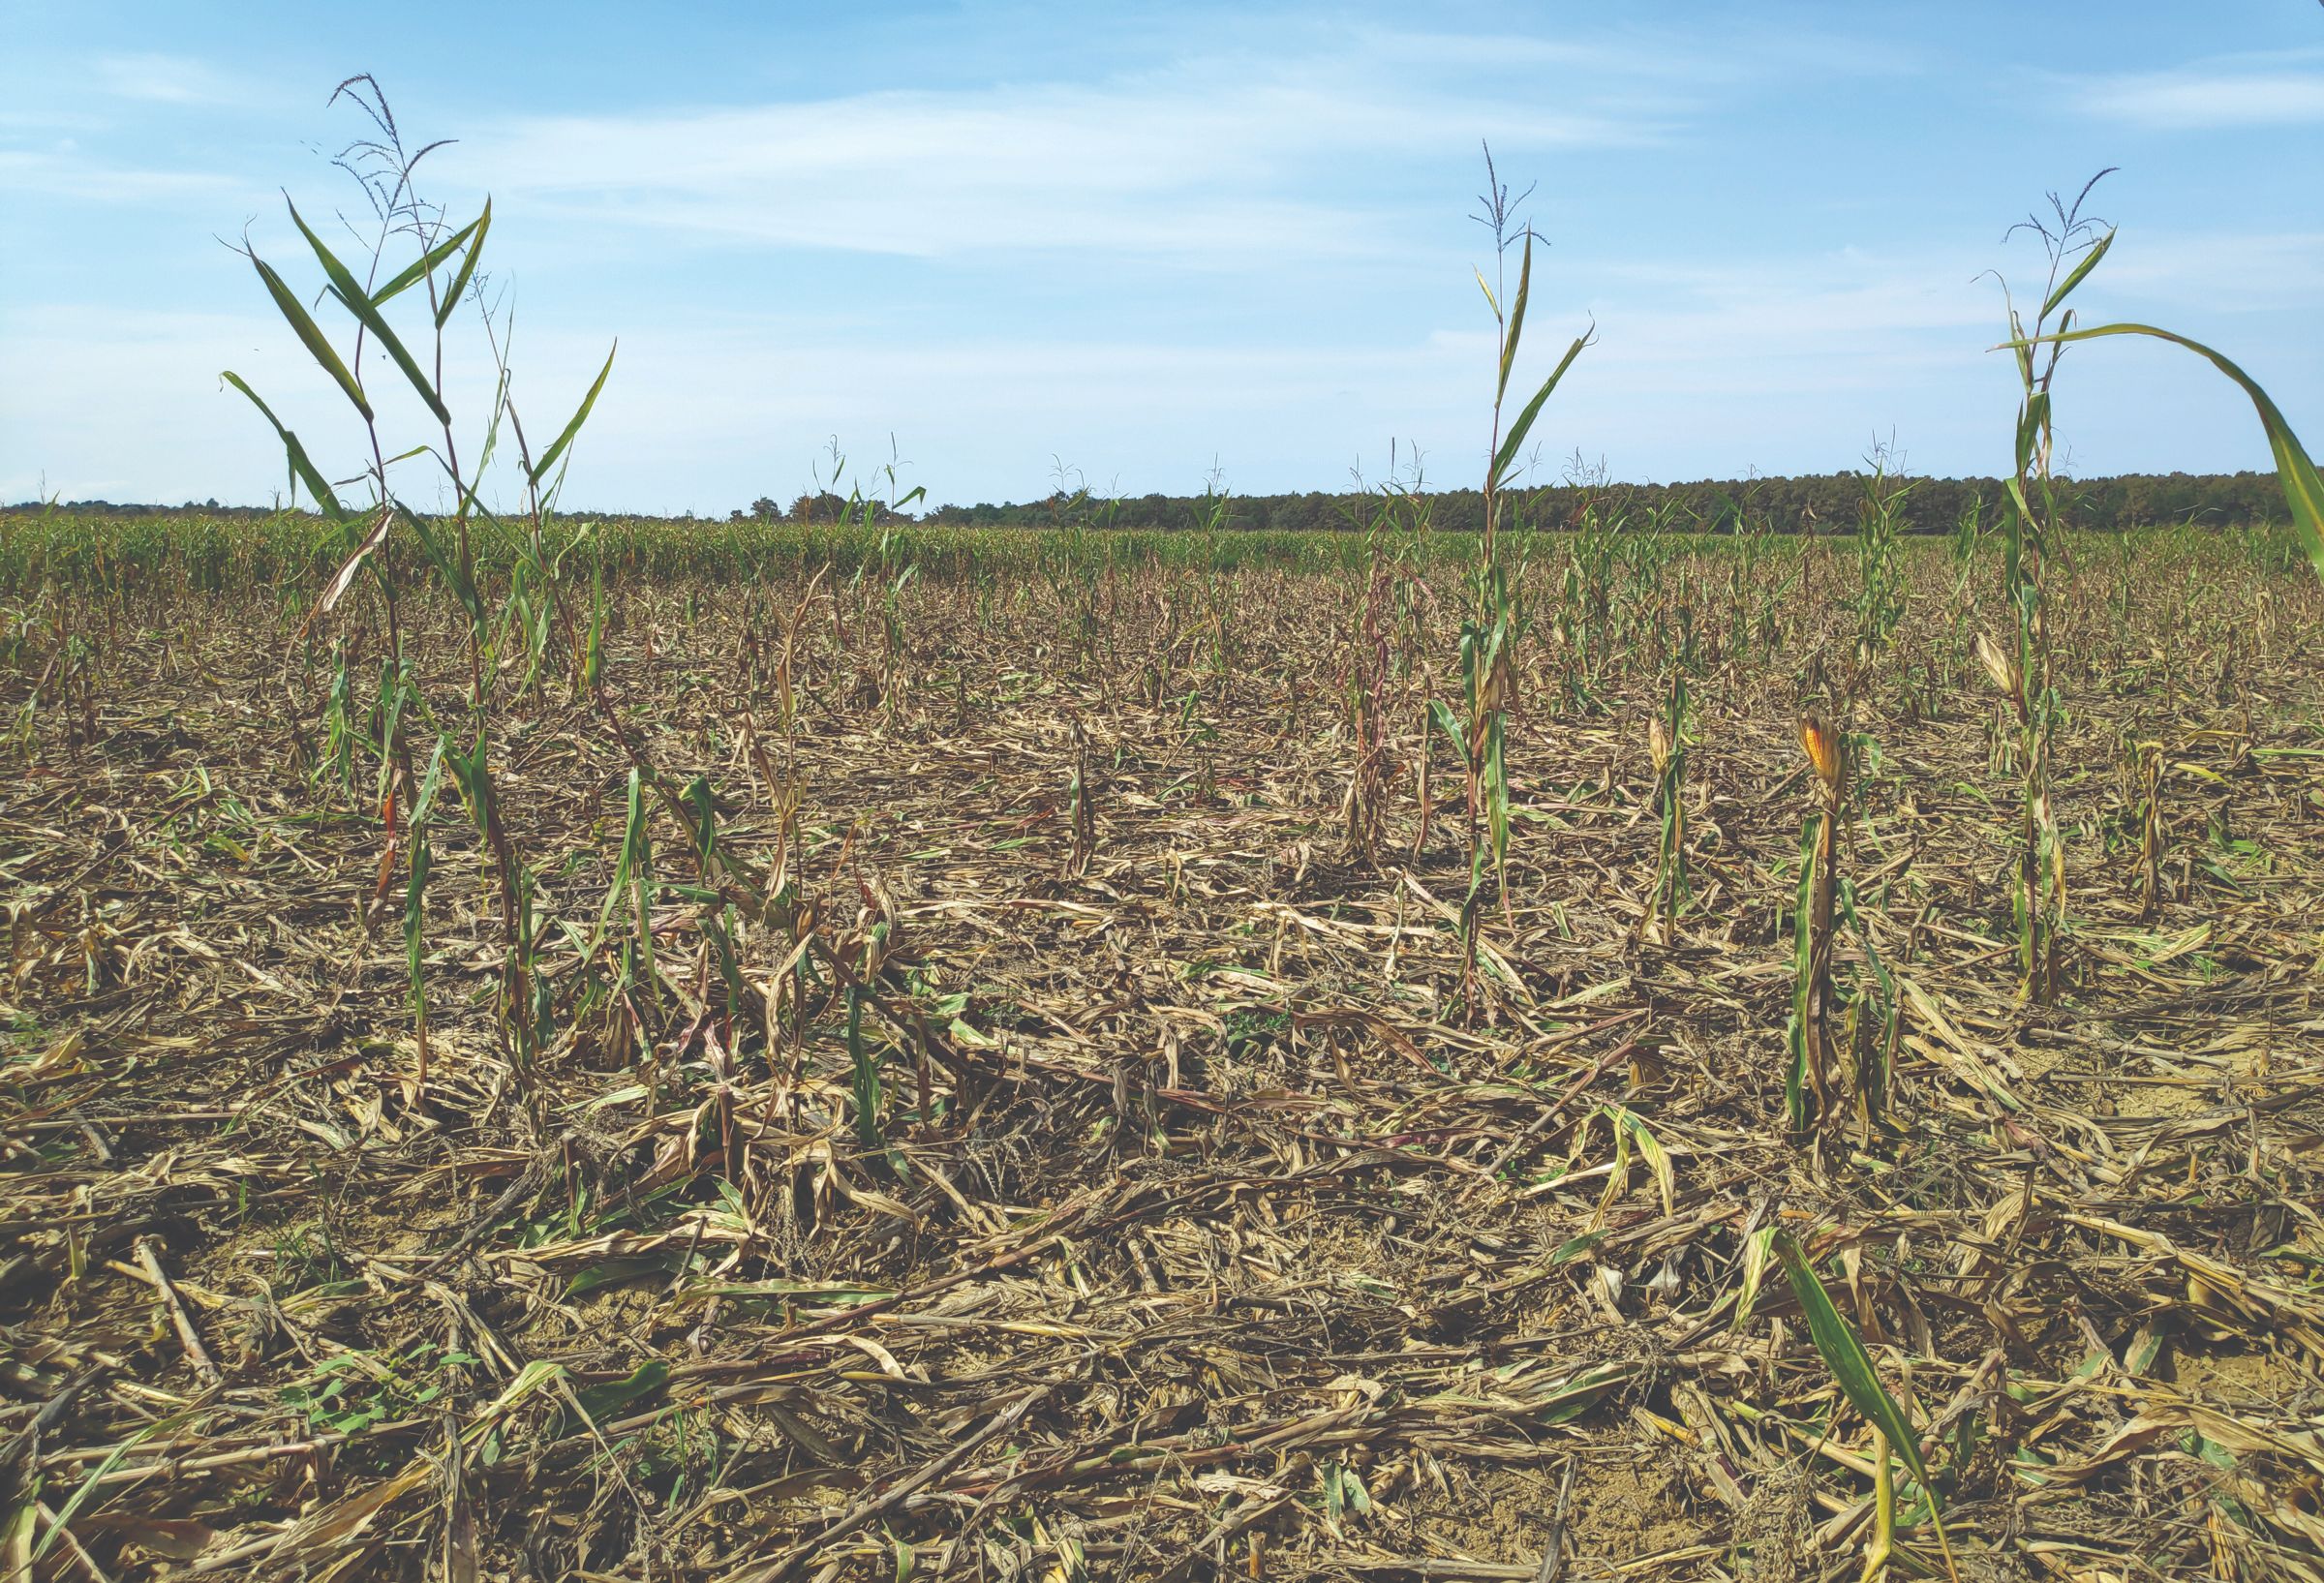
[{"left": 6, "top": 120, "right": 2324, "bottom": 1583}]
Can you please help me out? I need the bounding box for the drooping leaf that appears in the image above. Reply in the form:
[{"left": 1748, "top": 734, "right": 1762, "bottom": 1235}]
[
  {"left": 1773, "top": 1230, "right": 1933, "bottom": 1488},
  {"left": 1427, "top": 697, "right": 1469, "bottom": 768},
  {"left": 220, "top": 372, "right": 347, "bottom": 520},
  {"left": 398, "top": 503, "right": 482, "bottom": 624},
  {"left": 249, "top": 254, "right": 372, "bottom": 420},
  {"left": 285, "top": 198, "right": 452, "bottom": 425},
  {"left": 305, "top": 504, "right": 395, "bottom": 629},
  {"left": 2011, "top": 321, "right": 2324, "bottom": 587},
  {"left": 1606, "top": 1105, "right": 1675, "bottom": 1215},
  {"left": 1731, "top": 1225, "right": 1776, "bottom": 1332}
]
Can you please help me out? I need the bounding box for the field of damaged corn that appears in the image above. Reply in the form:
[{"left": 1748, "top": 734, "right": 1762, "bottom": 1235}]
[
  {"left": 3, "top": 501, "right": 2322, "bottom": 1583},
  {"left": 8, "top": 73, "right": 2324, "bottom": 1582}
]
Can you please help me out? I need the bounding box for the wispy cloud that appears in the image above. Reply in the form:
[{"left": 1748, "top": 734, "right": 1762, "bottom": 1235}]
[
  {"left": 0, "top": 148, "right": 243, "bottom": 202},
  {"left": 93, "top": 52, "right": 249, "bottom": 107},
  {"left": 464, "top": 29, "right": 1708, "bottom": 262},
  {"left": 2093, "top": 228, "right": 2324, "bottom": 311},
  {"left": 2064, "top": 50, "right": 2324, "bottom": 129}
]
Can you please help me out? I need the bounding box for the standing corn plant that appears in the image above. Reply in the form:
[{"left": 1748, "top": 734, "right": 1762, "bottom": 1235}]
[
  {"left": 1983, "top": 171, "right": 2112, "bottom": 1003},
  {"left": 1853, "top": 449, "right": 1911, "bottom": 667},
  {"left": 1340, "top": 497, "right": 1393, "bottom": 868},
  {"left": 1647, "top": 672, "right": 1689, "bottom": 943},
  {"left": 224, "top": 77, "right": 616, "bottom": 1081},
  {"left": 1789, "top": 712, "right": 1846, "bottom": 1135},
  {"left": 1439, "top": 146, "right": 1591, "bottom": 962}
]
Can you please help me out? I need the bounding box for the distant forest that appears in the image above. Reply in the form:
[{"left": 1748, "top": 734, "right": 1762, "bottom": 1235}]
[
  {"left": 760, "top": 470, "right": 2286, "bottom": 534},
  {"left": 30, "top": 470, "right": 2289, "bottom": 534},
  {"left": 909, "top": 470, "right": 2288, "bottom": 535}
]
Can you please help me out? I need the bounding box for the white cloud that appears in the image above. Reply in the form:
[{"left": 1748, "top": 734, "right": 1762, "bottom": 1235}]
[
  {"left": 2092, "top": 229, "right": 2324, "bottom": 311},
  {"left": 0, "top": 148, "right": 245, "bottom": 202},
  {"left": 460, "top": 31, "right": 1702, "bottom": 262},
  {"left": 2064, "top": 52, "right": 2324, "bottom": 129},
  {"left": 93, "top": 53, "right": 249, "bottom": 107},
  {"left": 1, "top": 275, "right": 2295, "bottom": 510}
]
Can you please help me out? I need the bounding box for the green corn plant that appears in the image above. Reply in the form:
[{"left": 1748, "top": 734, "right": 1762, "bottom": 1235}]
[
  {"left": 1834, "top": 873, "right": 1898, "bottom": 1143},
  {"left": 2133, "top": 737, "right": 2166, "bottom": 919},
  {"left": 404, "top": 742, "right": 444, "bottom": 1093},
  {"left": 1472, "top": 147, "right": 1592, "bottom": 571},
  {"left": 844, "top": 979, "right": 883, "bottom": 1159},
  {"left": 1853, "top": 452, "right": 1911, "bottom": 664},
  {"left": 1647, "top": 671, "right": 1690, "bottom": 942},
  {"left": 1066, "top": 717, "right": 1095, "bottom": 878},
  {"left": 440, "top": 724, "right": 532, "bottom": 1065},
  {"left": 321, "top": 641, "right": 356, "bottom": 794},
  {"left": 514, "top": 867, "right": 554, "bottom": 1063},
  {"left": 1774, "top": 1232, "right": 1960, "bottom": 1583},
  {"left": 2004, "top": 326, "right": 2323, "bottom": 592},
  {"left": 1445, "top": 146, "right": 1590, "bottom": 944},
  {"left": 581, "top": 544, "right": 606, "bottom": 695},
  {"left": 596, "top": 768, "right": 657, "bottom": 1031},
  {"left": 1192, "top": 486, "right": 1238, "bottom": 699},
  {"left": 1986, "top": 173, "right": 2113, "bottom": 1002},
  {"left": 1949, "top": 492, "right": 1982, "bottom": 567},
  {"left": 1788, "top": 713, "right": 1846, "bottom": 1135},
  {"left": 1340, "top": 507, "right": 1393, "bottom": 868},
  {"left": 223, "top": 79, "right": 615, "bottom": 1085},
  {"left": 871, "top": 513, "right": 924, "bottom": 728}
]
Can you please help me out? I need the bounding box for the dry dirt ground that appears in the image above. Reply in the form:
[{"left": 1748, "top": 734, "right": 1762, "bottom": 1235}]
[{"left": 5, "top": 540, "right": 2323, "bottom": 1581}]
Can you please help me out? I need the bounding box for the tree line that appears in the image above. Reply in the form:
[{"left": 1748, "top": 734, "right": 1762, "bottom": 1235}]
[
  {"left": 908, "top": 471, "right": 2287, "bottom": 535},
  {"left": 21, "top": 469, "right": 2286, "bottom": 534}
]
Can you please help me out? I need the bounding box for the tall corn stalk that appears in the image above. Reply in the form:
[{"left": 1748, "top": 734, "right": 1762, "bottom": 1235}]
[
  {"left": 1985, "top": 171, "right": 2113, "bottom": 1003},
  {"left": 1788, "top": 713, "right": 1847, "bottom": 1135},
  {"left": 1647, "top": 672, "right": 1689, "bottom": 943},
  {"left": 1439, "top": 146, "right": 1590, "bottom": 974},
  {"left": 224, "top": 78, "right": 615, "bottom": 1083},
  {"left": 1341, "top": 499, "right": 1393, "bottom": 868}
]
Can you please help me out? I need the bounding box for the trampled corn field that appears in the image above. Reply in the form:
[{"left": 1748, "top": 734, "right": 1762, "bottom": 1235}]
[
  {"left": 5, "top": 502, "right": 2324, "bottom": 1582},
  {"left": 9, "top": 69, "right": 2324, "bottom": 1583}
]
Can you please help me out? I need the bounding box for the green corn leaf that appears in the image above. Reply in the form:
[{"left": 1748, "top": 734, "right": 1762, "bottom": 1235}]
[
  {"left": 2040, "top": 228, "right": 2114, "bottom": 320},
  {"left": 1427, "top": 697, "right": 1468, "bottom": 767},
  {"left": 220, "top": 372, "right": 347, "bottom": 520},
  {"left": 285, "top": 198, "right": 452, "bottom": 425},
  {"left": 2011, "top": 321, "right": 2324, "bottom": 588},
  {"left": 32, "top": 1412, "right": 196, "bottom": 1564},
  {"left": 1490, "top": 328, "right": 1591, "bottom": 489},
  {"left": 398, "top": 503, "right": 482, "bottom": 624},
  {"left": 250, "top": 254, "right": 372, "bottom": 421},
  {"left": 404, "top": 828, "right": 431, "bottom": 989},
  {"left": 370, "top": 212, "right": 481, "bottom": 310},
  {"left": 438, "top": 199, "right": 491, "bottom": 328},
  {"left": 683, "top": 775, "right": 719, "bottom": 865},
  {"left": 1773, "top": 1230, "right": 1933, "bottom": 1489},
  {"left": 412, "top": 738, "right": 446, "bottom": 825},
  {"left": 1483, "top": 711, "right": 1509, "bottom": 868},
  {"left": 566, "top": 1359, "right": 669, "bottom": 1429},
  {"left": 1787, "top": 816, "right": 1818, "bottom": 1133},
  {"left": 1497, "top": 233, "right": 1533, "bottom": 406},
  {"left": 530, "top": 341, "right": 619, "bottom": 484},
  {"left": 847, "top": 987, "right": 882, "bottom": 1153}
]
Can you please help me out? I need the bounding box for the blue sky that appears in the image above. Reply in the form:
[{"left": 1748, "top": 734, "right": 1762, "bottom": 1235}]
[{"left": 3, "top": 1, "right": 2320, "bottom": 513}]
